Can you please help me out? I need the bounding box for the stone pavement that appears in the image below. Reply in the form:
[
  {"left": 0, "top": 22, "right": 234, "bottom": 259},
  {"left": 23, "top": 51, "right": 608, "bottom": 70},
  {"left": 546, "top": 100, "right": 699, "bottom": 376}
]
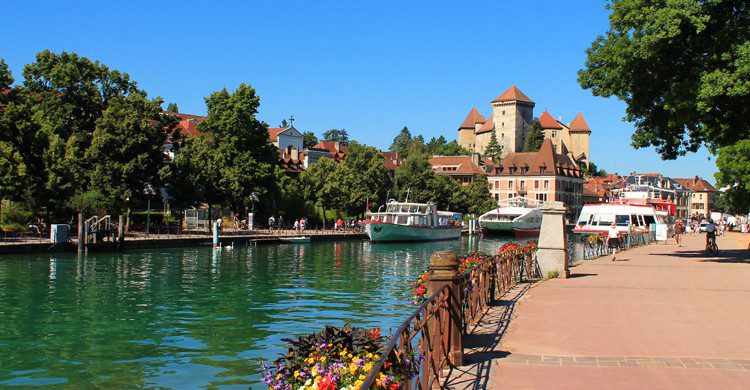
[{"left": 445, "top": 232, "right": 750, "bottom": 389}]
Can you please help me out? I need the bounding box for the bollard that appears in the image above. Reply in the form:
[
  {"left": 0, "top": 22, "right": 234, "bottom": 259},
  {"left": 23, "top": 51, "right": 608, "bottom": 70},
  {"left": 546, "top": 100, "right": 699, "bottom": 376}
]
[
  {"left": 428, "top": 250, "right": 463, "bottom": 366},
  {"left": 78, "top": 213, "right": 85, "bottom": 253},
  {"left": 118, "top": 215, "right": 125, "bottom": 243},
  {"left": 212, "top": 220, "right": 219, "bottom": 247}
]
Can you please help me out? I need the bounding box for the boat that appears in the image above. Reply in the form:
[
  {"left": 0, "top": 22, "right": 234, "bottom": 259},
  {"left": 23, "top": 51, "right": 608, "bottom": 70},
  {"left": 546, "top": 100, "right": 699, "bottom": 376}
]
[
  {"left": 478, "top": 197, "right": 542, "bottom": 236},
  {"left": 282, "top": 236, "right": 311, "bottom": 244},
  {"left": 364, "top": 200, "right": 461, "bottom": 242},
  {"left": 572, "top": 203, "right": 664, "bottom": 235}
]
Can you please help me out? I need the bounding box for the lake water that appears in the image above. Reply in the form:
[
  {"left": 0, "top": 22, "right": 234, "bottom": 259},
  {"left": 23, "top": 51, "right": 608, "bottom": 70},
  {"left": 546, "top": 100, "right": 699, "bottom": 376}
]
[{"left": 0, "top": 236, "right": 515, "bottom": 388}]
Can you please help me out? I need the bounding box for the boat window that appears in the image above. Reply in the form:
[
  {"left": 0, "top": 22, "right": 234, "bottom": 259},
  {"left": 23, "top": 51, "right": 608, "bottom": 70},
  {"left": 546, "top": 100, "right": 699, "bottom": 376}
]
[
  {"left": 577, "top": 213, "right": 591, "bottom": 226},
  {"left": 644, "top": 215, "right": 656, "bottom": 225},
  {"left": 615, "top": 215, "right": 630, "bottom": 226},
  {"left": 597, "top": 213, "right": 615, "bottom": 226},
  {"left": 630, "top": 214, "right": 640, "bottom": 226}
]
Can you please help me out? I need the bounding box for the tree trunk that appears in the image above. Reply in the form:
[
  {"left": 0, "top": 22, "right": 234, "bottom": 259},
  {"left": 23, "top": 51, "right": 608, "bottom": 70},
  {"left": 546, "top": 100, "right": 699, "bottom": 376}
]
[{"left": 323, "top": 208, "right": 327, "bottom": 229}]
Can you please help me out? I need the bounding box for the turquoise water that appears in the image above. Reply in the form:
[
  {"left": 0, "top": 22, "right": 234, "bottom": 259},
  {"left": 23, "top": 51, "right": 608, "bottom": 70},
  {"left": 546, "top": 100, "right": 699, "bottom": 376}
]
[{"left": 0, "top": 237, "right": 513, "bottom": 388}]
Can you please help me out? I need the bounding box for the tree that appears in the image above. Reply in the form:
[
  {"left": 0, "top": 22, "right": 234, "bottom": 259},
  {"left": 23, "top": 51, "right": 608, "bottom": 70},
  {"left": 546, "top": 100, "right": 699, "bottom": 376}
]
[
  {"left": 281, "top": 119, "right": 289, "bottom": 127},
  {"left": 578, "top": 0, "right": 750, "bottom": 159},
  {"left": 390, "top": 127, "right": 412, "bottom": 156},
  {"left": 322, "top": 128, "right": 349, "bottom": 146},
  {"left": 426, "top": 174, "right": 461, "bottom": 211},
  {"left": 87, "top": 94, "right": 168, "bottom": 211},
  {"left": 583, "top": 161, "right": 607, "bottom": 178},
  {"left": 426, "top": 135, "right": 447, "bottom": 152},
  {"left": 337, "top": 142, "right": 392, "bottom": 217},
  {"left": 484, "top": 132, "right": 502, "bottom": 162},
  {"left": 434, "top": 141, "right": 470, "bottom": 156},
  {"left": 524, "top": 119, "right": 545, "bottom": 152},
  {"left": 166, "top": 102, "right": 179, "bottom": 112},
  {"left": 393, "top": 152, "right": 435, "bottom": 203},
  {"left": 458, "top": 175, "right": 496, "bottom": 215},
  {"left": 301, "top": 157, "right": 344, "bottom": 225},
  {"left": 302, "top": 131, "right": 318, "bottom": 148},
  {"left": 714, "top": 139, "right": 750, "bottom": 214}
]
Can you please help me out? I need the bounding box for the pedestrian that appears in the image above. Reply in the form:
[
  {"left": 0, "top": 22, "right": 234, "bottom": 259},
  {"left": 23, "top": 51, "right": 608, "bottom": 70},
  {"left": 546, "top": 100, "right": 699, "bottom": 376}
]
[
  {"left": 278, "top": 215, "right": 284, "bottom": 230},
  {"left": 674, "top": 218, "right": 685, "bottom": 247},
  {"left": 300, "top": 218, "right": 306, "bottom": 231},
  {"left": 294, "top": 219, "right": 299, "bottom": 233},
  {"left": 606, "top": 222, "right": 621, "bottom": 262},
  {"left": 268, "top": 215, "right": 275, "bottom": 229}
]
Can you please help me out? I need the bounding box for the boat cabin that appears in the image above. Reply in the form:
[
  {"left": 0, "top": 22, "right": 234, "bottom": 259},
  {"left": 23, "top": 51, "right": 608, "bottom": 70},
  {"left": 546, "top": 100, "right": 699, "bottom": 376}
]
[
  {"left": 574, "top": 204, "right": 663, "bottom": 234},
  {"left": 369, "top": 201, "right": 454, "bottom": 228}
]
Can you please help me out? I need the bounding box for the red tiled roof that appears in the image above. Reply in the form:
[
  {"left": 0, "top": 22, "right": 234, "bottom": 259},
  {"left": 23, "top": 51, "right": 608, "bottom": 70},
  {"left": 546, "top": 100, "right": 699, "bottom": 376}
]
[
  {"left": 313, "top": 141, "right": 347, "bottom": 162},
  {"left": 382, "top": 151, "right": 403, "bottom": 171},
  {"left": 492, "top": 85, "right": 533, "bottom": 104},
  {"left": 493, "top": 139, "right": 581, "bottom": 178},
  {"left": 476, "top": 114, "right": 494, "bottom": 134},
  {"left": 675, "top": 177, "right": 719, "bottom": 193},
  {"left": 459, "top": 107, "right": 486, "bottom": 129},
  {"left": 267, "top": 127, "right": 289, "bottom": 142},
  {"left": 428, "top": 156, "right": 486, "bottom": 176},
  {"left": 177, "top": 119, "right": 202, "bottom": 138},
  {"left": 538, "top": 111, "right": 562, "bottom": 129},
  {"left": 569, "top": 112, "right": 590, "bottom": 131}
]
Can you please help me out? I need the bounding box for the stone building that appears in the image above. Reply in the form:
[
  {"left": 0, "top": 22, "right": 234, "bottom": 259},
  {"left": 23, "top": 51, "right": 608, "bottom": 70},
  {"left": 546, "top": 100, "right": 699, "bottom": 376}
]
[
  {"left": 457, "top": 85, "right": 591, "bottom": 168},
  {"left": 486, "top": 139, "right": 585, "bottom": 222},
  {"left": 428, "top": 155, "right": 489, "bottom": 186}
]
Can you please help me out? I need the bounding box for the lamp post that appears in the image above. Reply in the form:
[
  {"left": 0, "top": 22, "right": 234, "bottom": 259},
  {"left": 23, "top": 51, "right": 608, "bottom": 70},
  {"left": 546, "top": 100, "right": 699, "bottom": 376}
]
[
  {"left": 144, "top": 184, "right": 155, "bottom": 237},
  {"left": 248, "top": 191, "right": 258, "bottom": 231}
]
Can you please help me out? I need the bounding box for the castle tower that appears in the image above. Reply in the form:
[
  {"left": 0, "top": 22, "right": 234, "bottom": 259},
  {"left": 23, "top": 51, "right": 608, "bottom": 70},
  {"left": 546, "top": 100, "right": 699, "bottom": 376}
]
[
  {"left": 568, "top": 112, "right": 591, "bottom": 167},
  {"left": 490, "top": 86, "right": 535, "bottom": 157},
  {"left": 457, "top": 107, "right": 486, "bottom": 153},
  {"left": 538, "top": 110, "right": 567, "bottom": 154}
]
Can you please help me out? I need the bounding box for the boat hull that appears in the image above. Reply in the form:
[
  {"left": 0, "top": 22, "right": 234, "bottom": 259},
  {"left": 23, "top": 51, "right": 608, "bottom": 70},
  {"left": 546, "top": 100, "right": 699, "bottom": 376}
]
[
  {"left": 365, "top": 222, "right": 461, "bottom": 242},
  {"left": 479, "top": 221, "right": 514, "bottom": 235}
]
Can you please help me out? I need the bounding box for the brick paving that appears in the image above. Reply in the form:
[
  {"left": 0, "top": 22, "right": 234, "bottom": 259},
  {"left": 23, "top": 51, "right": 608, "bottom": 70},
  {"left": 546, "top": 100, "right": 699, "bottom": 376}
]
[{"left": 446, "top": 232, "right": 750, "bottom": 389}]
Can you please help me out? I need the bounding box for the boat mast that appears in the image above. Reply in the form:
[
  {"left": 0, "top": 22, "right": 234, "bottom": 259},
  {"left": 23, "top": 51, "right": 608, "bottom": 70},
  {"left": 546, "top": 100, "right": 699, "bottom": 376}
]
[{"left": 405, "top": 188, "right": 411, "bottom": 203}]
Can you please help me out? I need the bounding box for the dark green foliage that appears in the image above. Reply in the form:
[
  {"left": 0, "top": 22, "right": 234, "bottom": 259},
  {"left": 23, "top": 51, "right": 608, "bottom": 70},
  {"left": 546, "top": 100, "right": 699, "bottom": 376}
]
[
  {"left": 394, "top": 152, "right": 435, "bottom": 203},
  {"left": 578, "top": 0, "right": 750, "bottom": 159},
  {"left": 166, "top": 102, "right": 179, "bottom": 112},
  {"left": 390, "top": 126, "right": 412, "bottom": 156},
  {"left": 583, "top": 161, "right": 607, "bottom": 177},
  {"left": 322, "top": 128, "right": 349, "bottom": 146},
  {"left": 0, "top": 201, "right": 32, "bottom": 231},
  {"left": 523, "top": 119, "right": 545, "bottom": 152},
  {"left": 458, "top": 175, "right": 496, "bottom": 215},
  {"left": 302, "top": 131, "right": 318, "bottom": 149},
  {"left": 484, "top": 132, "right": 502, "bottom": 162},
  {"left": 300, "top": 157, "right": 344, "bottom": 223},
  {"left": 337, "top": 143, "right": 392, "bottom": 216},
  {"left": 715, "top": 139, "right": 750, "bottom": 214}
]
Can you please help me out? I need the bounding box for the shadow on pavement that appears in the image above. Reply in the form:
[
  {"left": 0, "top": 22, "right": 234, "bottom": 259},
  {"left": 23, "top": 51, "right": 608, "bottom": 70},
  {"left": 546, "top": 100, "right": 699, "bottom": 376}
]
[
  {"left": 568, "top": 273, "right": 598, "bottom": 278},
  {"left": 663, "top": 248, "right": 750, "bottom": 264}
]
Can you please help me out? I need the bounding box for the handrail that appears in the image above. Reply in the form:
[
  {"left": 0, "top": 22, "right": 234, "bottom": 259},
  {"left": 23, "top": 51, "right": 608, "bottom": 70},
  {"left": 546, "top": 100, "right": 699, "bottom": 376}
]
[{"left": 360, "top": 284, "right": 450, "bottom": 389}]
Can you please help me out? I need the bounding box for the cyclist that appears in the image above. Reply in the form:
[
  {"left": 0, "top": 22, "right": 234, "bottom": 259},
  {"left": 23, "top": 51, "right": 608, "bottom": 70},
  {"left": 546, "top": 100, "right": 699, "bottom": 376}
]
[{"left": 705, "top": 218, "right": 718, "bottom": 254}]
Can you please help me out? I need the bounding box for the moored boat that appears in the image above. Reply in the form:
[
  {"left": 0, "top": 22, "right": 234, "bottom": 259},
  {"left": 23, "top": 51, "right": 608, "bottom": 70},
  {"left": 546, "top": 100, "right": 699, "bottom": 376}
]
[
  {"left": 478, "top": 197, "right": 541, "bottom": 236},
  {"left": 364, "top": 201, "right": 461, "bottom": 242}
]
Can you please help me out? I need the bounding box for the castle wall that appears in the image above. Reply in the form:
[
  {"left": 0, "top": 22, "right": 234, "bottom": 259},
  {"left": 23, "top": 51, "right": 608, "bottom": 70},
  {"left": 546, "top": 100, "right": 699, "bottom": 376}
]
[
  {"left": 492, "top": 102, "right": 533, "bottom": 157},
  {"left": 458, "top": 128, "right": 476, "bottom": 153}
]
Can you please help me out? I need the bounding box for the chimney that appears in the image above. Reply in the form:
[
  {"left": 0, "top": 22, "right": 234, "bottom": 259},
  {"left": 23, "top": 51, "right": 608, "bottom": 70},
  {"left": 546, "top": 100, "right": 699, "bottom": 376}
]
[
  {"left": 471, "top": 152, "right": 480, "bottom": 165},
  {"left": 291, "top": 146, "right": 299, "bottom": 161},
  {"left": 334, "top": 141, "right": 340, "bottom": 151},
  {"left": 694, "top": 175, "right": 699, "bottom": 184}
]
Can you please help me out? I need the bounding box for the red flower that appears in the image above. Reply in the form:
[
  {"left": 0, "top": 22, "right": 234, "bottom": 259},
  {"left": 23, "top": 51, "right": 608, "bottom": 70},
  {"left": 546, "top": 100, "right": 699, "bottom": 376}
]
[
  {"left": 368, "top": 327, "right": 381, "bottom": 340},
  {"left": 389, "top": 383, "right": 400, "bottom": 390},
  {"left": 416, "top": 285, "right": 425, "bottom": 295},
  {"left": 318, "top": 376, "right": 337, "bottom": 390}
]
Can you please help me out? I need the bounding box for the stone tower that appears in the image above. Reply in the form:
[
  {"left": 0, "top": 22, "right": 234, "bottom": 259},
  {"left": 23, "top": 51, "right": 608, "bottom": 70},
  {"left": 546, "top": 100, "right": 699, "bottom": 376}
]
[
  {"left": 568, "top": 112, "right": 591, "bottom": 167},
  {"left": 490, "top": 86, "right": 535, "bottom": 157},
  {"left": 457, "top": 107, "right": 486, "bottom": 153}
]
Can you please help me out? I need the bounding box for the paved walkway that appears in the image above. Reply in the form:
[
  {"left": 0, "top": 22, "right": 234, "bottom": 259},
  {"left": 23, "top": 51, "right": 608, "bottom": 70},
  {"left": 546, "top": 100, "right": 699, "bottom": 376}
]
[{"left": 448, "top": 232, "right": 750, "bottom": 389}]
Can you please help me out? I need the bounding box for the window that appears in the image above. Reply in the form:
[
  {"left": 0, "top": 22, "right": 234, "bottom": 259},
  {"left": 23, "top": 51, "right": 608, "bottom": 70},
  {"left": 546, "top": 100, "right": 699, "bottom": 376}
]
[
  {"left": 643, "top": 215, "right": 656, "bottom": 225},
  {"left": 615, "top": 215, "right": 630, "bottom": 226},
  {"left": 536, "top": 193, "right": 547, "bottom": 202},
  {"left": 509, "top": 181, "right": 514, "bottom": 189},
  {"left": 494, "top": 181, "right": 499, "bottom": 189},
  {"left": 551, "top": 131, "right": 557, "bottom": 138},
  {"left": 544, "top": 180, "right": 549, "bottom": 189},
  {"left": 520, "top": 181, "right": 526, "bottom": 190},
  {"left": 503, "top": 110, "right": 505, "bottom": 115},
  {"left": 534, "top": 180, "right": 539, "bottom": 189}
]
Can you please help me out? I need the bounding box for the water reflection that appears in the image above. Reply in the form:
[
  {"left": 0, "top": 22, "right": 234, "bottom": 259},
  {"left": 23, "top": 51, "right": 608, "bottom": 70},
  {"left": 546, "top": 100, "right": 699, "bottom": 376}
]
[{"left": 0, "top": 236, "right": 514, "bottom": 388}]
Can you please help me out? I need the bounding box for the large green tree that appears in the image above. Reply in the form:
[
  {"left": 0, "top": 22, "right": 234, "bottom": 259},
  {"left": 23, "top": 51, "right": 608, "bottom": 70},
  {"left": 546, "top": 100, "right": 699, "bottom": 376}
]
[
  {"left": 302, "top": 131, "right": 318, "bottom": 148},
  {"left": 322, "top": 128, "right": 349, "bottom": 146},
  {"left": 484, "top": 132, "right": 502, "bottom": 162},
  {"left": 301, "top": 157, "right": 344, "bottom": 224},
  {"left": 393, "top": 152, "right": 435, "bottom": 203},
  {"left": 578, "top": 0, "right": 749, "bottom": 157},
  {"left": 0, "top": 51, "right": 169, "bottom": 219},
  {"left": 714, "top": 139, "right": 750, "bottom": 214},
  {"left": 390, "top": 126, "right": 412, "bottom": 157},
  {"left": 337, "top": 142, "right": 392, "bottom": 217}
]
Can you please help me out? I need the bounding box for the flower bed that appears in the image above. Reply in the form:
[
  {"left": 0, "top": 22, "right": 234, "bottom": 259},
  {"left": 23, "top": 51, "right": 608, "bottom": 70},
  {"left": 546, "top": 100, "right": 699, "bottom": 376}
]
[
  {"left": 261, "top": 325, "right": 419, "bottom": 390},
  {"left": 409, "top": 270, "right": 429, "bottom": 306}
]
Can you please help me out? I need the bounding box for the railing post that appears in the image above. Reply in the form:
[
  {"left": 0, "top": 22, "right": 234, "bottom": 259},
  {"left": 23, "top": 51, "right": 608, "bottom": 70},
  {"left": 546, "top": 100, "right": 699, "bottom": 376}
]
[
  {"left": 428, "top": 251, "right": 463, "bottom": 366},
  {"left": 77, "top": 213, "right": 85, "bottom": 253}
]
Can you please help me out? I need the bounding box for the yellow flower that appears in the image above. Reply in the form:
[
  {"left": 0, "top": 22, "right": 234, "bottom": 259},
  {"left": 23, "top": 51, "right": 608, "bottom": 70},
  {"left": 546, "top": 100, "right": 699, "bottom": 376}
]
[
  {"left": 311, "top": 366, "right": 318, "bottom": 377},
  {"left": 359, "top": 375, "right": 366, "bottom": 380},
  {"left": 320, "top": 356, "right": 326, "bottom": 363},
  {"left": 378, "top": 372, "right": 386, "bottom": 381},
  {"left": 349, "top": 363, "right": 358, "bottom": 375},
  {"left": 354, "top": 380, "right": 364, "bottom": 388},
  {"left": 277, "top": 374, "right": 282, "bottom": 379},
  {"left": 363, "top": 362, "right": 374, "bottom": 372},
  {"left": 306, "top": 357, "right": 315, "bottom": 365},
  {"left": 294, "top": 370, "right": 300, "bottom": 378}
]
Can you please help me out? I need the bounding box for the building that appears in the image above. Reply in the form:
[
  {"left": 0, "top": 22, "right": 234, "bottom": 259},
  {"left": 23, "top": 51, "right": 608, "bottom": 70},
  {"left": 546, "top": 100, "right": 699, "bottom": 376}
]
[
  {"left": 268, "top": 126, "right": 304, "bottom": 152},
  {"left": 428, "top": 155, "right": 487, "bottom": 186},
  {"left": 457, "top": 86, "right": 592, "bottom": 168},
  {"left": 675, "top": 176, "right": 719, "bottom": 218},
  {"left": 617, "top": 173, "right": 693, "bottom": 219},
  {"left": 583, "top": 176, "right": 619, "bottom": 203},
  {"left": 486, "top": 139, "right": 585, "bottom": 222},
  {"left": 538, "top": 111, "right": 591, "bottom": 167}
]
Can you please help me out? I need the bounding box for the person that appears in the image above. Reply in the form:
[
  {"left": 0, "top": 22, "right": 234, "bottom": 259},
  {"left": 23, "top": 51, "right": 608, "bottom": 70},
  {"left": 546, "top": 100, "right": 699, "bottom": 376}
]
[
  {"left": 705, "top": 218, "right": 717, "bottom": 251},
  {"left": 336, "top": 218, "right": 343, "bottom": 231},
  {"left": 268, "top": 215, "right": 275, "bottom": 229},
  {"left": 293, "top": 219, "right": 299, "bottom": 233},
  {"left": 673, "top": 218, "right": 685, "bottom": 247},
  {"left": 606, "top": 222, "right": 621, "bottom": 262},
  {"left": 300, "top": 218, "right": 306, "bottom": 231}
]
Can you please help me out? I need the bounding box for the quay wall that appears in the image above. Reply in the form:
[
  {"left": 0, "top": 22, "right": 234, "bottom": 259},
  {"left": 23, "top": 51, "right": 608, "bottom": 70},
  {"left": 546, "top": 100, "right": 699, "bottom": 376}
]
[{"left": 0, "top": 232, "right": 367, "bottom": 256}]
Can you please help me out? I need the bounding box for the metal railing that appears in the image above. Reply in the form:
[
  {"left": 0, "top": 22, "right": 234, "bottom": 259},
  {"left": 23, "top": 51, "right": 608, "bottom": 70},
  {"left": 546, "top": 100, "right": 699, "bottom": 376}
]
[
  {"left": 362, "top": 250, "right": 539, "bottom": 389},
  {"left": 568, "top": 231, "right": 654, "bottom": 263}
]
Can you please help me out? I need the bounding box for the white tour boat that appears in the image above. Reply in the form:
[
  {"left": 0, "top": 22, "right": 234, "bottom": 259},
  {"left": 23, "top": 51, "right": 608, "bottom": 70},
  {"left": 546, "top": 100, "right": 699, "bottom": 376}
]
[
  {"left": 478, "top": 197, "right": 542, "bottom": 236},
  {"left": 573, "top": 203, "right": 664, "bottom": 234},
  {"left": 364, "top": 200, "right": 461, "bottom": 242}
]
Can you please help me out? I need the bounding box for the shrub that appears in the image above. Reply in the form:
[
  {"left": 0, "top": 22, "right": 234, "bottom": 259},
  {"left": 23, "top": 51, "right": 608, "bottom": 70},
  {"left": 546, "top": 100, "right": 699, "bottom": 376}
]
[{"left": 1, "top": 203, "right": 32, "bottom": 232}]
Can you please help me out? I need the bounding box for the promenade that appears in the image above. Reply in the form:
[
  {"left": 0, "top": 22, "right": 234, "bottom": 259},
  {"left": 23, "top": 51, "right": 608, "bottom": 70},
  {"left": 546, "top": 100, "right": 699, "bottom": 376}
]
[{"left": 451, "top": 232, "right": 750, "bottom": 389}]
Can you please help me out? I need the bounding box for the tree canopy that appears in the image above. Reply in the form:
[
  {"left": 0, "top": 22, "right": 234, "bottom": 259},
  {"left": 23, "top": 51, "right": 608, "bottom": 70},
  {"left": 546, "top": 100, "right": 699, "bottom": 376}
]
[
  {"left": 714, "top": 139, "right": 750, "bottom": 214},
  {"left": 322, "top": 128, "right": 349, "bottom": 146},
  {"left": 166, "top": 102, "right": 179, "bottom": 112},
  {"left": 302, "top": 131, "right": 318, "bottom": 148},
  {"left": 523, "top": 118, "right": 545, "bottom": 152},
  {"left": 390, "top": 127, "right": 412, "bottom": 156},
  {"left": 484, "top": 132, "right": 502, "bottom": 162},
  {"left": 578, "top": 0, "right": 750, "bottom": 158}
]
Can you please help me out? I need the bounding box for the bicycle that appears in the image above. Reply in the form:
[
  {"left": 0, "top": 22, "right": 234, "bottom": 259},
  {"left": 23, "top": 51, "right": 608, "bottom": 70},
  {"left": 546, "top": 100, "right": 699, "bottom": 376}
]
[{"left": 705, "top": 234, "right": 719, "bottom": 256}]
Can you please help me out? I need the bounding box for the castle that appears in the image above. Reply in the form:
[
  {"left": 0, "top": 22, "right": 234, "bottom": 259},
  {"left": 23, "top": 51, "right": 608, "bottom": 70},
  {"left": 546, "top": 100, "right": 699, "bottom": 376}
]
[{"left": 457, "top": 85, "right": 591, "bottom": 167}]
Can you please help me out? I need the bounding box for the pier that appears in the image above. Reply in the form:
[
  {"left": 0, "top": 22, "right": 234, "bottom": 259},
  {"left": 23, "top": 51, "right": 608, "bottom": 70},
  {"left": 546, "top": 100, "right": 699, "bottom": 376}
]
[{"left": 437, "top": 233, "right": 750, "bottom": 389}]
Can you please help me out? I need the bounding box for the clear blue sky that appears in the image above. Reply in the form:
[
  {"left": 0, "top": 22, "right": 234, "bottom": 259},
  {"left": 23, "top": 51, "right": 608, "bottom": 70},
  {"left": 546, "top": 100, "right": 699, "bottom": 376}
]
[{"left": 1, "top": 0, "right": 717, "bottom": 182}]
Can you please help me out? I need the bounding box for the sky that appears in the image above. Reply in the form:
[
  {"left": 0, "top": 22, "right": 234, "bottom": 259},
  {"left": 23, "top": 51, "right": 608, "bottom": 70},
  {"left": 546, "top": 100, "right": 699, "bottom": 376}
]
[{"left": 1, "top": 0, "right": 718, "bottom": 183}]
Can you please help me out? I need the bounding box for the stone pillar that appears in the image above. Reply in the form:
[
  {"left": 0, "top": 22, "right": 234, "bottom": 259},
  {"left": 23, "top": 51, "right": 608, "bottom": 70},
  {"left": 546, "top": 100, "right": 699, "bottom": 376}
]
[
  {"left": 428, "top": 251, "right": 463, "bottom": 366},
  {"left": 537, "top": 201, "right": 569, "bottom": 278},
  {"left": 118, "top": 215, "right": 125, "bottom": 243}
]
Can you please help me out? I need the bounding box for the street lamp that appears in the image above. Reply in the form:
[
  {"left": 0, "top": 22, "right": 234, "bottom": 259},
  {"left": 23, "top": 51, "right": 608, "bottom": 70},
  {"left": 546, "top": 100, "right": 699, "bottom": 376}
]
[{"left": 144, "top": 184, "right": 156, "bottom": 237}]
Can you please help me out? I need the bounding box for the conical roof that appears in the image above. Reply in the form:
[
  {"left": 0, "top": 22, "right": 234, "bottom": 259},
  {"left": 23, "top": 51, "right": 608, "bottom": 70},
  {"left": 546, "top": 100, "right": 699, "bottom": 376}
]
[
  {"left": 538, "top": 111, "right": 563, "bottom": 129},
  {"left": 492, "top": 85, "right": 533, "bottom": 103},
  {"left": 476, "top": 114, "right": 494, "bottom": 134},
  {"left": 569, "top": 112, "right": 590, "bottom": 131},
  {"left": 459, "top": 107, "right": 486, "bottom": 129}
]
